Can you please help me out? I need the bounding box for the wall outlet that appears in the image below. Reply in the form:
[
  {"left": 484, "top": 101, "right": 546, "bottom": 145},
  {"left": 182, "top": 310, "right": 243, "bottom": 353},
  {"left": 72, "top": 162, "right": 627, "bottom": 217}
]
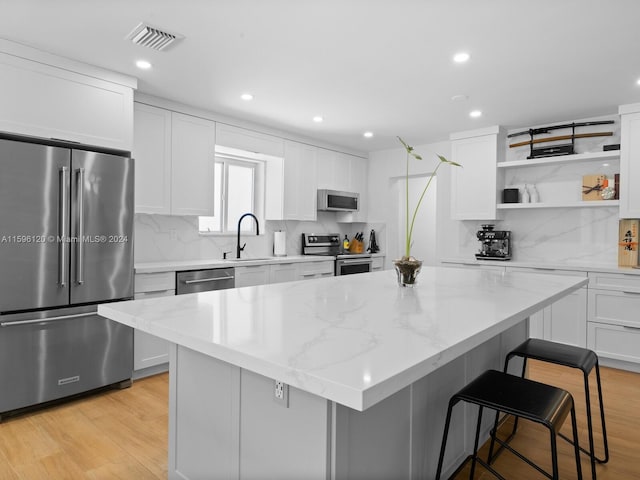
[{"left": 274, "top": 380, "right": 289, "bottom": 407}]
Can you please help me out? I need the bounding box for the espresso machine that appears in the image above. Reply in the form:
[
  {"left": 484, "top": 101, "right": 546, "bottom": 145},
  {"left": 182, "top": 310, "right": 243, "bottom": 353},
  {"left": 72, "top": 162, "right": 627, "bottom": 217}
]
[{"left": 476, "top": 224, "right": 511, "bottom": 260}]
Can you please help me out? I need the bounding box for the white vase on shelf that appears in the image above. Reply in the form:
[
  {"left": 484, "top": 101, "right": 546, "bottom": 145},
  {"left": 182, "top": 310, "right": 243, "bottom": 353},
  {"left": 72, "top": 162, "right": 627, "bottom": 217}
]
[
  {"left": 530, "top": 184, "right": 540, "bottom": 203},
  {"left": 521, "top": 185, "right": 530, "bottom": 203}
]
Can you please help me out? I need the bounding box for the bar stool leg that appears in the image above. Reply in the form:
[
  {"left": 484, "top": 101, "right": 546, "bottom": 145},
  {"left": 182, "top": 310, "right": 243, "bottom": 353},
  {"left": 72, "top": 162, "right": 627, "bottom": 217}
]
[
  {"left": 469, "top": 405, "right": 484, "bottom": 480},
  {"left": 570, "top": 404, "right": 584, "bottom": 480},
  {"left": 594, "top": 362, "right": 609, "bottom": 463}
]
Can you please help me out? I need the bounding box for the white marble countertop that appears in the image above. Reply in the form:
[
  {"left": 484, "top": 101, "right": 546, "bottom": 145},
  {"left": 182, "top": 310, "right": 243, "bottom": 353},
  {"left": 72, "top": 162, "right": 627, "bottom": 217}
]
[
  {"left": 135, "top": 253, "right": 386, "bottom": 274},
  {"left": 135, "top": 255, "right": 334, "bottom": 274},
  {"left": 440, "top": 257, "right": 640, "bottom": 276},
  {"left": 99, "top": 267, "right": 586, "bottom": 411}
]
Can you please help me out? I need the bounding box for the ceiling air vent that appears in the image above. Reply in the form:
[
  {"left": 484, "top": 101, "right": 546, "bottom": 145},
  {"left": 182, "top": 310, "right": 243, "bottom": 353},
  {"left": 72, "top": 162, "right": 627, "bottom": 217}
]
[{"left": 126, "top": 22, "right": 183, "bottom": 51}]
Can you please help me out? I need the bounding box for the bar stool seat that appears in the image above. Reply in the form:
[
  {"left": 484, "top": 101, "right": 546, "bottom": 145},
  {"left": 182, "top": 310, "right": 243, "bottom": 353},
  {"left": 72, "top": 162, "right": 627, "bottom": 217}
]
[
  {"left": 502, "top": 338, "right": 608, "bottom": 480},
  {"left": 435, "top": 369, "right": 582, "bottom": 480}
]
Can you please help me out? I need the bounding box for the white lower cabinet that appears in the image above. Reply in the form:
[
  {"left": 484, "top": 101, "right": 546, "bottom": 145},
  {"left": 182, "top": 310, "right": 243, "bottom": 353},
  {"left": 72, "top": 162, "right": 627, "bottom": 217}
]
[
  {"left": 234, "top": 265, "right": 271, "bottom": 288},
  {"left": 588, "top": 272, "right": 640, "bottom": 370},
  {"left": 507, "top": 267, "right": 587, "bottom": 347},
  {"left": 269, "top": 262, "right": 298, "bottom": 284},
  {"left": 298, "top": 260, "right": 334, "bottom": 280},
  {"left": 236, "top": 261, "right": 334, "bottom": 287},
  {"left": 133, "top": 272, "right": 175, "bottom": 375},
  {"left": 372, "top": 256, "right": 385, "bottom": 271}
]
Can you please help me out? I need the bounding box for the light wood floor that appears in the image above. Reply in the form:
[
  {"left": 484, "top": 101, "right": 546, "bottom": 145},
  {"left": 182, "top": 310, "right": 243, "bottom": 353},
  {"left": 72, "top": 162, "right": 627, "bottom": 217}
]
[{"left": 0, "top": 362, "right": 638, "bottom": 479}]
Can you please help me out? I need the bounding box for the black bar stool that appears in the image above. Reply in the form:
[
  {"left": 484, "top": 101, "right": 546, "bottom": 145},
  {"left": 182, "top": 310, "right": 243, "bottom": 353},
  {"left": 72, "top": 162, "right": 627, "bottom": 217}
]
[
  {"left": 435, "top": 369, "right": 582, "bottom": 480},
  {"left": 497, "top": 338, "right": 608, "bottom": 480}
]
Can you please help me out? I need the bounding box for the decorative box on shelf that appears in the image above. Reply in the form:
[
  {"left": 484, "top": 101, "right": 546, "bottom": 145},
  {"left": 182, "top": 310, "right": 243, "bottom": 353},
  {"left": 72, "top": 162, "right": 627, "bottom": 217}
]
[
  {"left": 582, "top": 174, "right": 607, "bottom": 201},
  {"left": 618, "top": 219, "right": 639, "bottom": 267}
]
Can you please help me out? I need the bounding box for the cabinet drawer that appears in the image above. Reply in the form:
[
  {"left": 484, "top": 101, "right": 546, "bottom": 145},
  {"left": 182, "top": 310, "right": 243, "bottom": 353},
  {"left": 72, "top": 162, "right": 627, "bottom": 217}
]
[
  {"left": 588, "top": 288, "right": 640, "bottom": 328},
  {"left": 588, "top": 272, "right": 640, "bottom": 292},
  {"left": 299, "top": 261, "right": 334, "bottom": 278},
  {"left": 506, "top": 267, "right": 587, "bottom": 278},
  {"left": 442, "top": 262, "right": 505, "bottom": 272},
  {"left": 587, "top": 321, "right": 640, "bottom": 364},
  {"left": 134, "top": 272, "right": 176, "bottom": 293},
  {"left": 372, "top": 257, "right": 384, "bottom": 270}
]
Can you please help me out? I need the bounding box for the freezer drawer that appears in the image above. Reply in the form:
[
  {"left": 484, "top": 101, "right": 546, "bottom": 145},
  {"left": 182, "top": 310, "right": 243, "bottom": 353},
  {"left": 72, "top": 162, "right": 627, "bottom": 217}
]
[{"left": 0, "top": 309, "right": 132, "bottom": 415}]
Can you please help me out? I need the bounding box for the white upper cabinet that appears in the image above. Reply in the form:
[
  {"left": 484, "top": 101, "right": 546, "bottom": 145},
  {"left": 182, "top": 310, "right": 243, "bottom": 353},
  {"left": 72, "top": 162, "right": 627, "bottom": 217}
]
[
  {"left": 0, "top": 46, "right": 134, "bottom": 151},
  {"left": 317, "top": 149, "right": 349, "bottom": 191},
  {"left": 450, "top": 126, "right": 505, "bottom": 220},
  {"left": 619, "top": 104, "right": 640, "bottom": 218},
  {"left": 317, "top": 148, "right": 369, "bottom": 221},
  {"left": 133, "top": 103, "right": 216, "bottom": 215},
  {"left": 133, "top": 103, "right": 172, "bottom": 214},
  {"left": 265, "top": 140, "right": 317, "bottom": 221},
  {"left": 215, "top": 123, "right": 284, "bottom": 157},
  {"left": 171, "top": 112, "right": 216, "bottom": 216}
]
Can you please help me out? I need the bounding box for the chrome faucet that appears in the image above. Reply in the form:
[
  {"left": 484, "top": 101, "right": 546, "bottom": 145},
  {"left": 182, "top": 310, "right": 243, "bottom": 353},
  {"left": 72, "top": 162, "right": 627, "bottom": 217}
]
[{"left": 236, "top": 213, "right": 260, "bottom": 259}]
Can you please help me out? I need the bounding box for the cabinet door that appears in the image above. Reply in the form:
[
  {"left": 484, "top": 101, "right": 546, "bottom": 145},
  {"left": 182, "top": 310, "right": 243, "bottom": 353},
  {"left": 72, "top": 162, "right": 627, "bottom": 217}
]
[
  {"left": 0, "top": 52, "right": 134, "bottom": 151},
  {"left": 283, "top": 141, "right": 317, "bottom": 221},
  {"left": 133, "top": 290, "right": 173, "bottom": 371},
  {"left": 234, "top": 265, "right": 270, "bottom": 287},
  {"left": 545, "top": 288, "right": 587, "bottom": 347},
  {"left": 348, "top": 155, "right": 368, "bottom": 222},
  {"left": 620, "top": 111, "right": 640, "bottom": 218},
  {"left": 269, "top": 263, "right": 298, "bottom": 284},
  {"left": 450, "top": 128, "right": 503, "bottom": 220},
  {"left": 215, "top": 123, "right": 284, "bottom": 157},
  {"left": 171, "top": 112, "right": 216, "bottom": 216},
  {"left": 317, "top": 149, "right": 348, "bottom": 191},
  {"left": 133, "top": 103, "right": 172, "bottom": 214},
  {"left": 298, "top": 260, "right": 335, "bottom": 280}
]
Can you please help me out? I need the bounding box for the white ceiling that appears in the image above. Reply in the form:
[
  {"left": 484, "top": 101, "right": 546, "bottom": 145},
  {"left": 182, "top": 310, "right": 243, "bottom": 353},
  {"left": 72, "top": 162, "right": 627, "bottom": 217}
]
[{"left": 2, "top": 0, "right": 639, "bottom": 153}]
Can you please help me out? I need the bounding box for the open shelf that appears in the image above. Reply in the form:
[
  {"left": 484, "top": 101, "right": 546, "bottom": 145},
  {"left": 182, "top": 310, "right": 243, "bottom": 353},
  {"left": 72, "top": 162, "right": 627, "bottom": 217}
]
[
  {"left": 497, "top": 200, "right": 620, "bottom": 209},
  {"left": 497, "top": 151, "right": 620, "bottom": 169}
]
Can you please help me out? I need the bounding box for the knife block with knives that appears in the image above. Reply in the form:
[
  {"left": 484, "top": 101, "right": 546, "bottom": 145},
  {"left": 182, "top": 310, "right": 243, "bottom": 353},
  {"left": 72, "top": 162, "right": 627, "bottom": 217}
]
[{"left": 349, "top": 232, "right": 365, "bottom": 253}]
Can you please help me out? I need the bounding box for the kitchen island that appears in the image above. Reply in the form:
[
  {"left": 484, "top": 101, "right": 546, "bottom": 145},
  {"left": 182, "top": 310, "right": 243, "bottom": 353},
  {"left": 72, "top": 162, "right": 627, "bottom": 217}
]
[{"left": 99, "top": 267, "right": 587, "bottom": 480}]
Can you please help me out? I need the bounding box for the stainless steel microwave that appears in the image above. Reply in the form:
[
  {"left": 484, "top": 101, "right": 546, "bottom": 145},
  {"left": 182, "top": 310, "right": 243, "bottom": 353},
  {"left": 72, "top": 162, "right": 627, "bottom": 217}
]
[{"left": 317, "top": 189, "right": 359, "bottom": 212}]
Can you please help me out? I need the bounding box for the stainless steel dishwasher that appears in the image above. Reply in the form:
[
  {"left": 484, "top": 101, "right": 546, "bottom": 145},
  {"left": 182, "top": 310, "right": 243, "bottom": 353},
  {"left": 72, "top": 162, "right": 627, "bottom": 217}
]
[{"left": 176, "top": 268, "right": 235, "bottom": 295}]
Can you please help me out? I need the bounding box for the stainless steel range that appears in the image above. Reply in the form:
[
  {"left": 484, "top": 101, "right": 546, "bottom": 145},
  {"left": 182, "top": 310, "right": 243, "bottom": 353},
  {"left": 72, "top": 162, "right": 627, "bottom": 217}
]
[{"left": 301, "top": 233, "right": 372, "bottom": 275}]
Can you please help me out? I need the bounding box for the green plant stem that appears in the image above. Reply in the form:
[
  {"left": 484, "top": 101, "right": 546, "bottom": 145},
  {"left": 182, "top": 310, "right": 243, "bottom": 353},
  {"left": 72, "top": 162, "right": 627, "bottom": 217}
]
[{"left": 405, "top": 151, "right": 410, "bottom": 257}]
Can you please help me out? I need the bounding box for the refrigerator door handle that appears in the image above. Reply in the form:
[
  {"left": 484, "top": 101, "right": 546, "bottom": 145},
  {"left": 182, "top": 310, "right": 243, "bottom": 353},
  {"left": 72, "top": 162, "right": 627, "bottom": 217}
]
[
  {"left": 76, "top": 167, "right": 85, "bottom": 285},
  {"left": 58, "top": 166, "right": 68, "bottom": 286},
  {"left": 0, "top": 312, "right": 90, "bottom": 327}
]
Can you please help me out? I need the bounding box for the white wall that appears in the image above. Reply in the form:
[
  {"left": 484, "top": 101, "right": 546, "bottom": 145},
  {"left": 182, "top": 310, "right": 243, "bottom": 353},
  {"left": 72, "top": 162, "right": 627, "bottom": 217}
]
[{"left": 367, "top": 140, "right": 452, "bottom": 267}]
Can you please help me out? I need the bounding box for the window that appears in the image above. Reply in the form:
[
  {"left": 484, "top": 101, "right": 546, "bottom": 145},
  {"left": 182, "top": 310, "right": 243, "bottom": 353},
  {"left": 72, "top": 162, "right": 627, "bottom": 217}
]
[{"left": 199, "top": 152, "right": 262, "bottom": 234}]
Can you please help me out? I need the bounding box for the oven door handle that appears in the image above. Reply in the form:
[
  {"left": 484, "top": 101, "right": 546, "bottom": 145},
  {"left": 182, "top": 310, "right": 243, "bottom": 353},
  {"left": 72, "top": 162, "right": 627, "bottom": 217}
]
[{"left": 338, "top": 258, "right": 372, "bottom": 265}]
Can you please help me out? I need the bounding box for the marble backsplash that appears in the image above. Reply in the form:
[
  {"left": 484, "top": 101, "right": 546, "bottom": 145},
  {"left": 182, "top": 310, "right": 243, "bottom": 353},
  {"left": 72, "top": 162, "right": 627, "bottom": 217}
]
[
  {"left": 447, "top": 206, "right": 620, "bottom": 266},
  {"left": 134, "top": 213, "right": 386, "bottom": 263}
]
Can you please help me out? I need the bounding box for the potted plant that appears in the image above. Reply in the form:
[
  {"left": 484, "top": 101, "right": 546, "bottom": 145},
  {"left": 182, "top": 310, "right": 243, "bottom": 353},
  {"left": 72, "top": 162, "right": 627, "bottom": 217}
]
[{"left": 394, "top": 137, "right": 461, "bottom": 286}]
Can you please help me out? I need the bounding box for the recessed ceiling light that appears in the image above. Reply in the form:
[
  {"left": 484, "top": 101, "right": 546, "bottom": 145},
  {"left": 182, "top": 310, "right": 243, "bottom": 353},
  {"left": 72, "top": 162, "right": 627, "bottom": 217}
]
[
  {"left": 451, "top": 94, "right": 469, "bottom": 102},
  {"left": 313, "top": 115, "right": 324, "bottom": 123},
  {"left": 636, "top": 78, "right": 640, "bottom": 86},
  {"left": 453, "top": 52, "right": 470, "bottom": 63},
  {"left": 240, "top": 93, "right": 254, "bottom": 101},
  {"left": 469, "top": 110, "right": 482, "bottom": 118},
  {"left": 363, "top": 132, "right": 374, "bottom": 138},
  {"left": 135, "top": 60, "right": 152, "bottom": 70}
]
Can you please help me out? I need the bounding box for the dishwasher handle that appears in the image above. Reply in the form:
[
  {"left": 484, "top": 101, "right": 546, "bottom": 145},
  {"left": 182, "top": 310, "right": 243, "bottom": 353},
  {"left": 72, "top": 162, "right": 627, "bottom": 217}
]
[{"left": 183, "top": 276, "right": 235, "bottom": 285}]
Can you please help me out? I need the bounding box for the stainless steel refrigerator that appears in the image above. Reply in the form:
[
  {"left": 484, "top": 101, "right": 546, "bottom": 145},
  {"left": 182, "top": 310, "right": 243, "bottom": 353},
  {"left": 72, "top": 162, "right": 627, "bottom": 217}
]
[{"left": 0, "top": 133, "right": 134, "bottom": 417}]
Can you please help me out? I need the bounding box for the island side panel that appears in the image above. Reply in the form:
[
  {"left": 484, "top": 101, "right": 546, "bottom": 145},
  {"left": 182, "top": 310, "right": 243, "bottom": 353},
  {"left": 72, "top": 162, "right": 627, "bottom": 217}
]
[
  {"left": 169, "top": 345, "right": 241, "bottom": 480},
  {"left": 239, "top": 369, "right": 332, "bottom": 479},
  {"left": 332, "top": 321, "right": 528, "bottom": 480}
]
